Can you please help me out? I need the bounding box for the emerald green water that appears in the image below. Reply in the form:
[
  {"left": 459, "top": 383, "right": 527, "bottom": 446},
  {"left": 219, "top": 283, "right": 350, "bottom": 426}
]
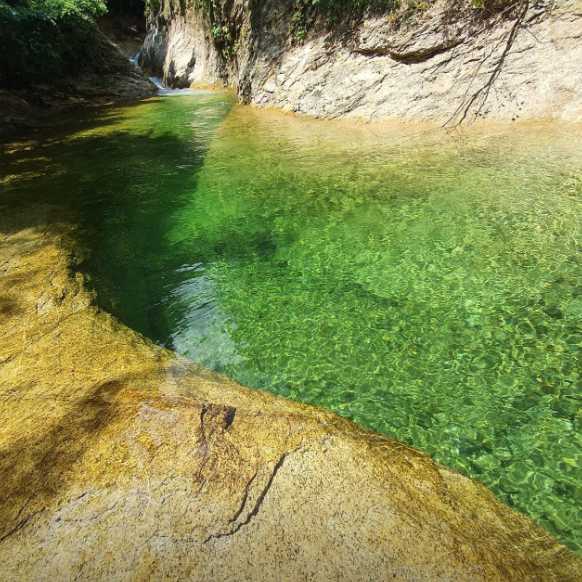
[{"left": 2, "top": 94, "right": 581, "bottom": 550}]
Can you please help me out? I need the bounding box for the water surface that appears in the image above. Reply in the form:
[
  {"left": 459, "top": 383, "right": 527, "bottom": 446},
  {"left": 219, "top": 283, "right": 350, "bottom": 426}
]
[{"left": 2, "top": 95, "right": 581, "bottom": 550}]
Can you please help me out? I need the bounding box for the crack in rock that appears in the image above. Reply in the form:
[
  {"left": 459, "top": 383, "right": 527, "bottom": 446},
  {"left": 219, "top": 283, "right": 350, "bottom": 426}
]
[
  {"left": 204, "top": 451, "right": 292, "bottom": 543},
  {"left": 228, "top": 470, "right": 257, "bottom": 525},
  {"left": 0, "top": 509, "right": 44, "bottom": 544},
  {"left": 356, "top": 40, "right": 463, "bottom": 64}
]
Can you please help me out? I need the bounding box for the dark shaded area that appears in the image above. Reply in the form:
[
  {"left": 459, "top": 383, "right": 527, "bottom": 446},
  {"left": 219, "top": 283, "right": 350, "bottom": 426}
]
[
  {"left": 1, "top": 95, "right": 232, "bottom": 348},
  {"left": 2, "top": 127, "right": 193, "bottom": 347},
  {"left": 0, "top": 295, "right": 22, "bottom": 318},
  {"left": 101, "top": 0, "right": 146, "bottom": 42},
  {"left": 0, "top": 0, "right": 152, "bottom": 138},
  {"left": 0, "top": 378, "right": 126, "bottom": 542},
  {"left": 2, "top": 110, "right": 212, "bottom": 532},
  {"left": 0, "top": 0, "right": 137, "bottom": 89},
  {"left": 107, "top": 0, "right": 144, "bottom": 17},
  {"left": 0, "top": 11, "right": 106, "bottom": 88}
]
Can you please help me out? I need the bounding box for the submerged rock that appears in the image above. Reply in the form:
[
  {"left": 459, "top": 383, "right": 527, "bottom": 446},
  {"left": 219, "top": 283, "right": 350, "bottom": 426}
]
[{"left": 0, "top": 205, "right": 580, "bottom": 579}]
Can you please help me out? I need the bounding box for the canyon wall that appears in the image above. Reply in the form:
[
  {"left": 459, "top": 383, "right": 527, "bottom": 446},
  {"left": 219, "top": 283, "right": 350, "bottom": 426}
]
[{"left": 140, "top": 0, "right": 582, "bottom": 124}]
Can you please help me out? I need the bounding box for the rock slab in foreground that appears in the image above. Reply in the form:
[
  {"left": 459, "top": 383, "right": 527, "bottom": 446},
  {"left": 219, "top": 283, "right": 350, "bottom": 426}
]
[{"left": 0, "top": 205, "right": 580, "bottom": 580}]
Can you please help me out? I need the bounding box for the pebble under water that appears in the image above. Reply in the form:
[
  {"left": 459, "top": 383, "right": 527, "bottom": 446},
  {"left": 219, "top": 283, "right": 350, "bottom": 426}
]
[{"left": 2, "top": 94, "right": 581, "bottom": 550}]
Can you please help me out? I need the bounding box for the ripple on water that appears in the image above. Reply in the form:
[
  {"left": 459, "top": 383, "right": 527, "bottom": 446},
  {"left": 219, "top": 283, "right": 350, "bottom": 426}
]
[{"left": 2, "top": 98, "right": 581, "bottom": 551}]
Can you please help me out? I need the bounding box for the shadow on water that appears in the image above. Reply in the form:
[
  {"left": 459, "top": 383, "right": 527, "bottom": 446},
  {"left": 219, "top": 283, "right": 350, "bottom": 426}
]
[
  {"left": 1, "top": 95, "right": 233, "bottom": 345},
  {"left": 0, "top": 97, "right": 231, "bottom": 541}
]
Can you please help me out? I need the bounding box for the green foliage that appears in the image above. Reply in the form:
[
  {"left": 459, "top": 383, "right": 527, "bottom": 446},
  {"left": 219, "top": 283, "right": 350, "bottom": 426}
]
[
  {"left": 289, "top": 0, "right": 520, "bottom": 41},
  {"left": 144, "top": 0, "right": 160, "bottom": 13},
  {"left": 211, "top": 23, "right": 235, "bottom": 57},
  {"left": 0, "top": 0, "right": 118, "bottom": 88},
  {"left": 290, "top": 0, "right": 403, "bottom": 42},
  {"left": 39, "top": 0, "right": 107, "bottom": 16},
  {"left": 3, "top": 0, "right": 107, "bottom": 17},
  {"left": 471, "top": 0, "right": 519, "bottom": 9}
]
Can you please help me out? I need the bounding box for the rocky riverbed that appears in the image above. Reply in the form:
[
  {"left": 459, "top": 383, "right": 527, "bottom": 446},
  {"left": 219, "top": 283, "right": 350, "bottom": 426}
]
[{"left": 0, "top": 199, "right": 580, "bottom": 579}]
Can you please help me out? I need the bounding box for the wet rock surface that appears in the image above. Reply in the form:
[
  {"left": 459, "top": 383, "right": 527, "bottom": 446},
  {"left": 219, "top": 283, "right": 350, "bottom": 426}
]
[
  {"left": 0, "top": 204, "right": 580, "bottom": 579},
  {"left": 141, "top": 0, "right": 582, "bottom": 124}
]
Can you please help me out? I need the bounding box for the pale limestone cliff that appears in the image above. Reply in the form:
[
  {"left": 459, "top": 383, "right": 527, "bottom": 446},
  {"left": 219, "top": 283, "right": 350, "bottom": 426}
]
[{"left": 140, "top": 0, "right": 582, "bottom": 124}]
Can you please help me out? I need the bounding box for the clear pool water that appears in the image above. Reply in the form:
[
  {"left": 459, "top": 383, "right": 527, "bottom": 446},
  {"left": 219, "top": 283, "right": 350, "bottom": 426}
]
[{"left": 2, "top": 94, "right": 581, "bottom": 550}]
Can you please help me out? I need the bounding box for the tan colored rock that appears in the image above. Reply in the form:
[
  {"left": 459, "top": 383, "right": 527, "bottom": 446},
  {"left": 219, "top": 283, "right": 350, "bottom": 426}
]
[
  {"left": 0, "top": 204, "right": 580, "bottom": 579},
  {"left": 139, "top": 9, "right": 222, "bottom": 87}
]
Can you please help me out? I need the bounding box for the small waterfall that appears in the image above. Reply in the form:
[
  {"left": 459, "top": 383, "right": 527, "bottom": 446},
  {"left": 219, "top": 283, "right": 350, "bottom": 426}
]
[
  {"left": 129, "top": 50, "right": 141, "bottom": 66},
  {"left": 147, "top": 77, "right": 201, "bottom": 96},
  {"left": 149, "top": 76, "right": 165, "bottom": 91},
  {"left": 129, "top": 52, "right": 199, "bottom": 96}
]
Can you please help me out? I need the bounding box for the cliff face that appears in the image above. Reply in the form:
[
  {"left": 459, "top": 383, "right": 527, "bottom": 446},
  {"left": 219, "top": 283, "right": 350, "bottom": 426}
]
[{"left": 140, "top": 0, "right": 582, "bottom": 123}]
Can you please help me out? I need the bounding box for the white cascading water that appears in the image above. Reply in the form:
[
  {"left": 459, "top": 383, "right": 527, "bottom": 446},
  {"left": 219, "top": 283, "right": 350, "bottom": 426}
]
[{"left": 129, "top": 51, "right": 199, "bottom": 96}]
